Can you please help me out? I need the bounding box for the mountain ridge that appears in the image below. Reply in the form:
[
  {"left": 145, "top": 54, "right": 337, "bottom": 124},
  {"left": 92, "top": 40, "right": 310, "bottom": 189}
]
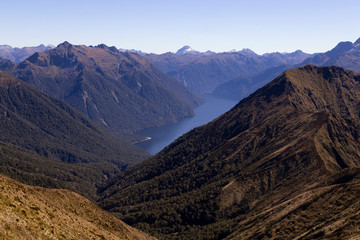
[
  {"left": 0, "top": 44, "right": 54, "bottom": 63},
  {"left": 301, "top": 38, "right": 360, "bottom": 73},
  {"left": 146, "top": 49, "right": 311, "bottom": 94}
]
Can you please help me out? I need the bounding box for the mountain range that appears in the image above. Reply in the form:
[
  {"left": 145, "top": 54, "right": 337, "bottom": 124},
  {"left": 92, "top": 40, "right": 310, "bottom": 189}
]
[
  {"left": 0, "top": 42, "right": 203, "bottom": 135},
  {"left": 2, "top": 38, "right": 360, "bottom": 239},
  {"left": 302, "top": 37, "right": 360, "bottom": 72},
  {"left": 213, "top": 37, "right": 360, "bottom": 101},
  {"left": 146, "top": 47, "right": 311, "bottom": 94},
  {"left": 0, "top": 44, "right": 54, "bottom": 63},
  {"left": 98, "top": 65, "right": 360, "bottom": 239}
]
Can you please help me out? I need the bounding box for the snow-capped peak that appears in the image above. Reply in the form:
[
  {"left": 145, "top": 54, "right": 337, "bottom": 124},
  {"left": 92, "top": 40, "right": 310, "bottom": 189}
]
[{"left": 176, "top": 46, "right": 200, "bottom": 56}]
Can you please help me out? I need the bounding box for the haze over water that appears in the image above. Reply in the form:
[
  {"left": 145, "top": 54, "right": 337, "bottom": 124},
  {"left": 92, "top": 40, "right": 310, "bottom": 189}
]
[{"left": 135, "top": 94, "right": 237, "bottom": 155}]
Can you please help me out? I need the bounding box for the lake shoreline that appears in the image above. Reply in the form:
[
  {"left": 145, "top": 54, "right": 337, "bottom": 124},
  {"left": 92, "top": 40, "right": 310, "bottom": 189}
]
[{"left": 135, "top": 94, "right": 237, "bottom": 155}]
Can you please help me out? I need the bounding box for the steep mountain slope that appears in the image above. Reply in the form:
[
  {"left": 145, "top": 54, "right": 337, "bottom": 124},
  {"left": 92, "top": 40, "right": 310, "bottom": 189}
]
[
  {"left": 213, "top": 65, "right": 290, "bottom": 101},
  {"left": 98, "top": 65, "right": 360, "bottom": 239},
  {"left": 226, "top": 170, "right": 360, "bottom": 239},
  {"left": 0, "top": 174, "right": 155, "bottom": 240},
  {"left": 146, "top": 49, "right": 310, "bottom": 94},
  {"left": 302, "top": 37, "right": 360, "bottom": 73},
  {"left": 0, "top": 44, "right": 54, "bottom": 63},
  {"left": 1, "top": 42, "right": 202, "bottom": 134},
  {"left": 0, "top": 71, "right": 148, "bottom": 199}
]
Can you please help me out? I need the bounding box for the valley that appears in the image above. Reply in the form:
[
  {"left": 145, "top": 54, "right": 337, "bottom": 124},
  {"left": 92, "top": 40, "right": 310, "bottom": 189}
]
[{"left": 1, "top": 34, "right": 360, "bottom": 240}]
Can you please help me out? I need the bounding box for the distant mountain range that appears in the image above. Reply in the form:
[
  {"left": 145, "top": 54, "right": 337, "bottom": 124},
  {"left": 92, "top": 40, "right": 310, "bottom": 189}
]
[
  {"left": 302, "top": 37, "right": 360, "bottom": 72},
  {"left": 0, "top": 43, "right": 313, "bottom": 95},
  {"left": 4, "top": 39, "right": 360, "bottom": 101},
  {"left": 213, "top": 37, "right": 360, "bottom": 101},
  {"left": 146, "top": 47, "right": 312, "bottom": 93},
  {"left": 0, "top": 44, "right": 54, "bottom": 63},
  {"left": 0, "top": 42, "right": 203, "bottom": 135},
  {"left": 98, "top": 65, "right": 360, "bottom": 239}
]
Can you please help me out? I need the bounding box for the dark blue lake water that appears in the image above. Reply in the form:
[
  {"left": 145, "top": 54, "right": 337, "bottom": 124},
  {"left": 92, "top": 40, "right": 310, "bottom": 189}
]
[{"left": 135, "top": 94, "right": 237, "bottom": 155}]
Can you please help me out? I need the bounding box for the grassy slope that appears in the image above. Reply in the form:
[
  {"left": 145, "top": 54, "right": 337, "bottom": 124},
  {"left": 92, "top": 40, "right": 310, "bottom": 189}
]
[{"left": 0, "top": 174, "right": 156, "bottom": 240}]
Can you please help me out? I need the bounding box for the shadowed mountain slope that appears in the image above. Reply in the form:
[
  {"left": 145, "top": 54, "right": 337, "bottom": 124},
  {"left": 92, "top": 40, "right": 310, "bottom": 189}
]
[
  {"left": 0, "top": 71, "right": 149, "bottom": 199},
  {"left": 98, "top": 65, "right": 360, "bottom": 239},
  {"left": 0, "top": 174, "right": 156, "bottom": 240},
  {"left": 213, "top": 64, "right": 290, "bottom": 101},
  {"left": 1, "top": 42, "right": 202, "bottom": 134}
]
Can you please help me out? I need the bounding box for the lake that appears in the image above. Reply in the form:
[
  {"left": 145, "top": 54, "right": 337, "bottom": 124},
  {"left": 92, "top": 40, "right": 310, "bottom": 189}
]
[{"left": 135, "top": 94, "right": 237, "bottom": 155}]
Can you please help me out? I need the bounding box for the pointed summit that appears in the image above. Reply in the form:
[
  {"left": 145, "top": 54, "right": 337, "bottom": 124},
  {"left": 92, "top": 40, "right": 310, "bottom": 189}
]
[
  {"left": 57, "top": 41, "right": 72, "bottom": 48},
  {"left": 176, "top": 45, "right": 200, "bottom": 56}
]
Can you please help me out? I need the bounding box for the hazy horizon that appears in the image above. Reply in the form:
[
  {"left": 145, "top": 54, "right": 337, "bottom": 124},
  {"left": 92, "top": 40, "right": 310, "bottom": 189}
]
[{"left": 1, "top": 0, "right": 359, "bottom": 54}]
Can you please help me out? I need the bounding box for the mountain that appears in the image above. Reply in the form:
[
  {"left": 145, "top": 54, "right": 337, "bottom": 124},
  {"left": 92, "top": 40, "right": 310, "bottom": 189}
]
[
  {"left": 0, "top": 70, "right": 148, "bottom": 199},
  {"left": 146, "top": 49, "right": 311, "bottom": 94},
  {"left": 0, "top": 174, "right": 155, "bottom": 240},
  {"left": 263, "top": 49, "right": 312, "bottom": 65},
  {"left": 118, "top": 48, "right": 147, "bottom": 56},
  {"left": 0, "top": 44, "right": 54, "bottom": 63},
  {"left": 176, "top": 46, "right": 201, "bottom": 56},
  {"left": 302, "top": 37, "right": 360, "bottom": 72},
  {"left": 213, "top": 38, "right": 360, "bottom": 101},
  {"left": 98, "top": 65, "right": 360, "bottom": 239},
  {"left": 0, "top": 42, "right": 203, "bottom": 134},
  {"left": 213, "top": 65, "right": 290, "bottom": 100}
]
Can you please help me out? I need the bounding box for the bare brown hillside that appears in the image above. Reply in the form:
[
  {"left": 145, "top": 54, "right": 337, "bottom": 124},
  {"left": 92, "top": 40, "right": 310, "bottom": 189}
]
[{"left": 0, "top": 174, "right": 155, "bottom": 240}]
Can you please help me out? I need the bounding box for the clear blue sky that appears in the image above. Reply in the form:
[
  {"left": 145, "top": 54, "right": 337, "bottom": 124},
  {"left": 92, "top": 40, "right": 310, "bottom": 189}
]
[{"left": 1, "top": 0, "right": 359, "bottom": 54}]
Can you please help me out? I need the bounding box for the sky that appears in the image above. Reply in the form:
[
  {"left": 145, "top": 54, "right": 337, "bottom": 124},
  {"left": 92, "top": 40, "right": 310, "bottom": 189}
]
[{"left": 1, "top": 0, "right": 359, "bottom": 54}]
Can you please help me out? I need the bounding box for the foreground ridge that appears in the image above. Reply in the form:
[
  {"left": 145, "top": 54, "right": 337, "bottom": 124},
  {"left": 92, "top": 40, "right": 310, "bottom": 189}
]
[{"left": 0, "top": 174, "right": 155, "bottom": 240}]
